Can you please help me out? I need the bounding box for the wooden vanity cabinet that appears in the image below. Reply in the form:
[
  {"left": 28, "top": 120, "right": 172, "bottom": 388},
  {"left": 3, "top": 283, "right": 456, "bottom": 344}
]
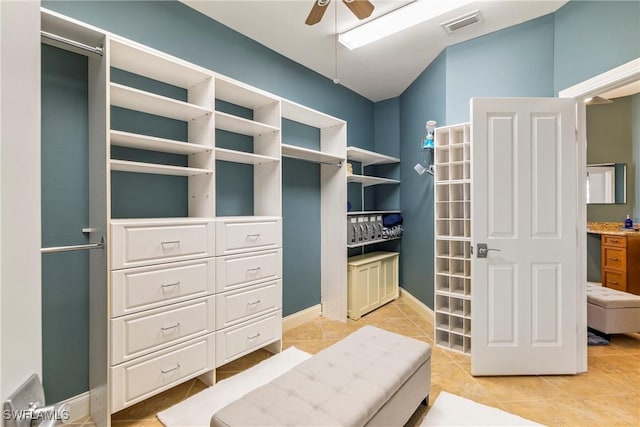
[{"left": 601, "top": 234, "right": 640, "bottom": 295}]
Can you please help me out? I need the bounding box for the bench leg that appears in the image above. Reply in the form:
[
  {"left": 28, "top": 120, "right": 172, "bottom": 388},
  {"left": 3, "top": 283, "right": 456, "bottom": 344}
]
[{"left": 421, "top": 395, "right": 429, "bottom": 406}]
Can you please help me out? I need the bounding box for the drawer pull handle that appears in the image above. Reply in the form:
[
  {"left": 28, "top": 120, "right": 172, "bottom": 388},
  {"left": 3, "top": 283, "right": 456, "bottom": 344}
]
[
  {"left": 247, "top": 332, "right": 261, "bottom": 340},
  {"left": 161, "top": 323, "right": 180, "bottom": 332},
  {"left": 161, "top": 240, "right": 181, "bottom": 247},
  {"left": 161, "top": 281, "right": 181, "bottom": 289},
  {"left": 247, "top": 300, "right": 261, "bottom": 305},
  {"left": 246, "top": 234, "right": 261, "bottom": 240},
  {"left": 161, "top": 364, "right": 180, "bottom": 374},
  {"left": 610, "top": 281, "right": 618, "bottom": 285},
  {"left": 247, "top": 267, "right": 261, "bottom": 274},
  {"left": 610, "top": 258, "right": 619, "bottom": 262}
]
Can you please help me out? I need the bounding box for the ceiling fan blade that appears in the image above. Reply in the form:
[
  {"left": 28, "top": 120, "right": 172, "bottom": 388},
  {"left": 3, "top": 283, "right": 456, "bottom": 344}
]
[
  {"left": 305, "top": 0, "right": 332, "bottom": 26},
  {"left": 342, "top": 0, "right": 374, "bottom": 20}
]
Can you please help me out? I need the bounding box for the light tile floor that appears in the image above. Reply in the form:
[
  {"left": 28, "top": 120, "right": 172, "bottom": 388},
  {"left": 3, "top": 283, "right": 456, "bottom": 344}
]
[{"left": 71, "top": 296, "right": 640, "bottom": 427}]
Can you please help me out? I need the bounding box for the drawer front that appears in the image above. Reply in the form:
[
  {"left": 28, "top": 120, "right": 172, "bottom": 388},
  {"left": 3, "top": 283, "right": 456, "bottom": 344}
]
[
  {"left": 603, "top": 270, "right": 627, "bottom": 292},
  {"left": 215, "top": 310, "right": 281, "bottom": 368},
  {"left": 112, "top": 258, "right": 215, "bottom": 317},
  {"left": 602, "top": 246, "right": 626, "bottom": 271},
  {"left": 215, "top": 249, "right": 282, "bottom": 292},
  {"left": 602, "top": 235, "right": 626, "bottom": 248},
  {"left": 111, "top": 334, "right": 214, "bottom": 413},
  {"left": 215, "top": 280, "right": 282, "bottom": 329},
  {"left": 112, "top": 220, "right": 214, "bottom": 269},
  {"left": 112, "top": 296, "right": 214, "bottom": 364},
  {"left": 215, "top": 219, "right": 281, "bottom": 256}
]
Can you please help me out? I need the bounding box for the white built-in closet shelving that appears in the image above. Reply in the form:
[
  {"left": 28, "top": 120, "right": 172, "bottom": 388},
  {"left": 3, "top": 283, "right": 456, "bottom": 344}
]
[
  {"left": 433, "top": 123, "right": 472, "bottom": 355},
  {"left": 346, "top": 147, "right": 400, "bottom": 187},
  {"left": 41, "top": 8, "right": 349, "bottom": 427}
]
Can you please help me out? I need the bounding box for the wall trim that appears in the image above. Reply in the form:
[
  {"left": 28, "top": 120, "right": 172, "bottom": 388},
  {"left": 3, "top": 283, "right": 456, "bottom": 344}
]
[
  {"left": 559, "top": 57, "right": 640, "bottom": 99},
  {"left": 62, "top": 391, "right": 91, "bottom": 423},
  {"left": 399, "top": 288, "right": 434, "bottom": 324},
  {"left": 282, "top": 304, "right": 322, "bottom": 331}
]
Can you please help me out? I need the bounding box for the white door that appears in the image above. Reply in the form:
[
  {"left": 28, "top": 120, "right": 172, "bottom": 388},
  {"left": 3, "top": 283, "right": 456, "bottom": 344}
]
[{"left": 471, "top": 98, "right": 578, "bottom": 375}]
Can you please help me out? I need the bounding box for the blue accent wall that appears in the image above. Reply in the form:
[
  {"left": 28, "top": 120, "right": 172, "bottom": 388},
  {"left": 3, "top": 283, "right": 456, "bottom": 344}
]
[
  {"left": 554, "top": 0, "right": 640, "bottom": 94},
  {"left": 633, "top": 93, "right": 640, "bottom": 223},
  {"left": 445, "top": 14, "right": 555, "bottom": 124},
  {"left": 398, "top": 52, "right": 447, "bottom": 306},
  {"left": 41, "top": 45, "right": 90, "bottom": 403}
]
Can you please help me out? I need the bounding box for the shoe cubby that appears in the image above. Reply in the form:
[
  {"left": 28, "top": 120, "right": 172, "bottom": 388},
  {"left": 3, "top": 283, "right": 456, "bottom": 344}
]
[{"left": 434, "top": 122, "right": 472, "bottom": 355}]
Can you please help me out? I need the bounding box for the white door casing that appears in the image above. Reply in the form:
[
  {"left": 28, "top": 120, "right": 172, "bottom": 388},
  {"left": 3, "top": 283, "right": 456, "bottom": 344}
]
[{"left": 471, "top": 98, "right": 578, "bottom": 375}]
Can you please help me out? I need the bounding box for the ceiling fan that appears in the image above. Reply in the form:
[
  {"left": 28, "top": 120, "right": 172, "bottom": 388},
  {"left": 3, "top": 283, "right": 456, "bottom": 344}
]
[{"left": 305, "top": 0, "right": 375, "bottom": 26}]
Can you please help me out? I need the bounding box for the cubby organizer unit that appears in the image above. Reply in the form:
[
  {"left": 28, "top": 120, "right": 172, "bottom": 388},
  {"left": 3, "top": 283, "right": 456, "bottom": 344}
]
[{"left": 434, "top": 123, "right": 472, "bottom": 355}]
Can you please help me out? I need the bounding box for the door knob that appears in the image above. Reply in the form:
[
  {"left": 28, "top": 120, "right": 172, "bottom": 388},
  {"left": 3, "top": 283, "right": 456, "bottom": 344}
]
[{"left": 477, "top": 243, "right": 501, "bottom": 258}]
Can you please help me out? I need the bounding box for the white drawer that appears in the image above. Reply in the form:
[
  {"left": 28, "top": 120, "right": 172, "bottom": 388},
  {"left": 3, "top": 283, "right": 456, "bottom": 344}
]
[
  {"left": 215, "top": 217, "right": 281, "bottom": 256},
  {"left": 215, "top": 249, "right": 281, "bottom": 292},
  {"left": 112, "top": 258, "right": 215, "bottom": 317},
  {"left": 215, "top": 310, "right": 282, "bottom": 367},
  {"left": 111, "top": 334, "right": 214, "bottom": 413},
  {"left": 215, "top": 280, "right": 281, "bottom": 329},
  {"left": 111, "top": 219, "right": 215, "bottom": 269},
  {"left": 111, "top": 296, "right": 214, "bottom": 365}
]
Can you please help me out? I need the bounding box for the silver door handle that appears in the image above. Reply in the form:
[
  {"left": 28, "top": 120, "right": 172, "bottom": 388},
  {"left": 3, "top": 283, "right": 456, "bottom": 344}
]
[{"left": 477, "top": 243, "right": 501, "bottom": 258}]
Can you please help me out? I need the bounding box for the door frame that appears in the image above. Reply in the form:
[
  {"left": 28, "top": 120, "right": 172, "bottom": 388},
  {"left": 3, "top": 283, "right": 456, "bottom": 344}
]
[{"left": 559, "top": 57, "right": 640, "bottom": 372}]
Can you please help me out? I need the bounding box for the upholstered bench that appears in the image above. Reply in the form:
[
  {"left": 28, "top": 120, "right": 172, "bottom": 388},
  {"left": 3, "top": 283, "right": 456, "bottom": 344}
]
[
  {"left": 211, "top": 325, "right": 431, "bottom": 427},
  {"left": 587, "top": 283, "right": 640, "bottom": 334}
]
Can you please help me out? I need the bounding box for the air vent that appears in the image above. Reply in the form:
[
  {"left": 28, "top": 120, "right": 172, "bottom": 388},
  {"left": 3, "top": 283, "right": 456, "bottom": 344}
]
[{"left": 441, "top": 10, "right": 481, "bottom": 33}]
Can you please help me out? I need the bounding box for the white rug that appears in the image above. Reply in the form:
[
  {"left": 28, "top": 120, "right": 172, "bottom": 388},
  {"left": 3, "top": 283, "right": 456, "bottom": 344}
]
[
  {"left": 157, "top": 347, "right": 311, "bottom": 427},
  {"left": 420, "top": 391, "right": 542, "bottom": 426}
]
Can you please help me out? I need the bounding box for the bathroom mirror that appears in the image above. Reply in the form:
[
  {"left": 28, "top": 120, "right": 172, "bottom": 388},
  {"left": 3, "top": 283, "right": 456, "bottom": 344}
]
[{"left": 586, "top": 163, "right": 626, "bottom": 204}]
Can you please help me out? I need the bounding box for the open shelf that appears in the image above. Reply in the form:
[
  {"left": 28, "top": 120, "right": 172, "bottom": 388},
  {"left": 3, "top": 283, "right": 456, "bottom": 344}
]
[
  {"left": 215, "top": 76, "right": 280, "bottom": 110},
  {"left": 110, "top": 130, "right": 211, "bottom": 155},
  {"left": 281, "top": 99, "right": 345, "bottom": 128},
  {"left": 110, "top": 38, "right": 211, "bottom": 89},
  {"left": 347, "top": 174, "right": 400, "bottom": 187},
  {"left": 110, "top": 159, "right": 212, "bottom": 176},
  {"left": 215, "top": 147, "right": 279, "bottom": 165},
  {"left": 110, "top": 83, "right": 211, "bottom": 121},
  {"left": 346, "top": 147, "right": 400, "bottom": 166},
  {"left": 347, "top": 236, "right": 401, "bottom": 249},
  {"left": 347, "top": 210, "right": 401, "bottom": 216},
  {"left": 281, "top": 144, "right": 343, "bottom": 165},
  {"left": 215, "top": 111, "right": 279, "bottom": 137}
]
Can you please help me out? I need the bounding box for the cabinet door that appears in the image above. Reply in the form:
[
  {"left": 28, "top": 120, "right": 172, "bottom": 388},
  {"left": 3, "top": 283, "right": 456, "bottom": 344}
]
[
  {"left": 363, "top": 262, "right": 381, "bottom": 311},
  {"left": 380, "top": 255, "right": 399, "bottom": 302}
]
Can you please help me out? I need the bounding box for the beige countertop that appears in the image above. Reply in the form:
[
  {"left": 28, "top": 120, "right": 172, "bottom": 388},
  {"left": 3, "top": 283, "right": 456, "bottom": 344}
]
[{"left": 587, "top": 221, "right": 640, "bottom": 236}]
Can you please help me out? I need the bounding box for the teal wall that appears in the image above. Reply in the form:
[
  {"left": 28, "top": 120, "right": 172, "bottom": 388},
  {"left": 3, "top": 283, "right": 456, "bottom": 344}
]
[
  {"left": 634, "top": 93, "right": 640, "bottom": 222},
  {"left": 41, "top": 45, "right": 90, "bottom": 403}
]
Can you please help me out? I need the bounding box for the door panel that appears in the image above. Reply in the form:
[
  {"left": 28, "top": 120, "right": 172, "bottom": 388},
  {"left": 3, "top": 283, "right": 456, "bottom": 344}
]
[{"left": 472, "top": 98, "right": 577, "bottom": 375}]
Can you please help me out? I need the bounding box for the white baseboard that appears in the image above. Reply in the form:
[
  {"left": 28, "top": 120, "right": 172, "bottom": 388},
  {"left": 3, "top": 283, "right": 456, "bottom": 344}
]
[
  {"left": 63, "top": 391, "right": 91, "bottom": 423},
  {"left": 282, "top": 304, "right": 322, "bottom": 331},
  {"left": 399, "top": 288, "right": 434, "bottom": 324}
]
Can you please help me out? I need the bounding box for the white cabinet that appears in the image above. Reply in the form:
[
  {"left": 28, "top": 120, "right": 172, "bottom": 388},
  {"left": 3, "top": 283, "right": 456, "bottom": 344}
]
[
  {"left": 347, "top": 251, "right": 399, "bottom": 320},
  {"left": 433, "top": 123, "right": 472, "bottom": 355}
]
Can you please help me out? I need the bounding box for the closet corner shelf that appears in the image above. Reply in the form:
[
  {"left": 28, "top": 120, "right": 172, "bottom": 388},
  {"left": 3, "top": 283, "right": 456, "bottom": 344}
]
[
  {"left": 281, "top": 144, "right": 344, "bottom": 165},
  {"left": 110, "top": 130, "right": 212, "bottom": 155},
  {"left": 215, "top": 148, "right": 279, "bottom": 165},
  {"left": 110, "top": 159, "right": 212, "bottom": 176},
  {"left": 281, "top": 99, "right": 346, "bottom": 129},
  {"left": 215, "top": 111, "right": 279, "bottom": 137},
  {"left": 346, "top": 147, "right": 400, "bottom": 167},
  {"left": 347, "top": 174, "right": 400, "bottom": 187}
]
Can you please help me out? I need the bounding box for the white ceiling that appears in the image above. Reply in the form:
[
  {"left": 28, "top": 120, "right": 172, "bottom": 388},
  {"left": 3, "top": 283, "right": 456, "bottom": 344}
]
[{"left": 182, "top": 0, "right": 568, "bottom": 101}]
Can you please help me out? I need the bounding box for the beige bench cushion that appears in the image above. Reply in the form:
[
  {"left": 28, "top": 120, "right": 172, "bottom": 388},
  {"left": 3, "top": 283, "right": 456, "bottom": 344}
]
[
  {"left": 587, "top": 284, "right": 640, "bottom": 309},
  {"left": 211, "top": 325, "right": 431, "bottom": 427}
]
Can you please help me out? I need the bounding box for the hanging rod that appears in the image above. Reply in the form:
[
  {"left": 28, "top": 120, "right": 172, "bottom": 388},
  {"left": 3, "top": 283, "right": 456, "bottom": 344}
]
[
  {"left": 281, "top": 154, "right": 343, "bottom": 168},
  {"left": 41, "top": 237, "right": 105, "bottom": 254},
  {"left": 40, "top": 31, "right": 104, "bottom": 56}
]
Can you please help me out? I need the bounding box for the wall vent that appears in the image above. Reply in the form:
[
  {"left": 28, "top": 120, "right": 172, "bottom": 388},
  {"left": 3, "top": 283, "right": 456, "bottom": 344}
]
[{"left": 441, "top": 10, "right": 481, "bottom": 33}]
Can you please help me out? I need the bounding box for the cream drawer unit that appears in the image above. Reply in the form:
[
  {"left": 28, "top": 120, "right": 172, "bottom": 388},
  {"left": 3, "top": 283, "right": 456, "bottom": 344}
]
[
  {"left": 215, "top": 249, "right": 282, "bottom": 292},
  {"left": 111, "top": 296, "right": 214, "bottom": 364},
  {"left": 215, "top": 217, "right": 281, "bottom": 256},
  {"left": 111, "top": 218, "right": 215, "bottom": 269},
  {"left": 347, "top": 251, "right": 399, "bottom": 320},
  {"left": 215, "top": 310, "right": 282, "bottom": 367},
  {"left": 111, "top": 334, "right": 214, "bottom": 412},
  {"left": 216, "top": 280, "right": 281, "bottom": 329},
  {"left": 111, "top": 258, "right": 215, "bottom": 317}
]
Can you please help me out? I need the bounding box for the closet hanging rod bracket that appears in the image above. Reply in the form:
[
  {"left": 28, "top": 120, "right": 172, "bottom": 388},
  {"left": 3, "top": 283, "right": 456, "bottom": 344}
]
[
  {"left": 41, "top": 236, "right": 105, "bottom": 254},
  {"left": 40, "top": 31, "right": 104, "bottom": 56}
]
